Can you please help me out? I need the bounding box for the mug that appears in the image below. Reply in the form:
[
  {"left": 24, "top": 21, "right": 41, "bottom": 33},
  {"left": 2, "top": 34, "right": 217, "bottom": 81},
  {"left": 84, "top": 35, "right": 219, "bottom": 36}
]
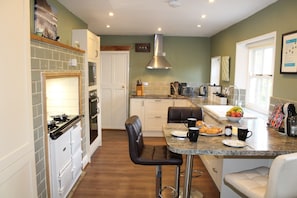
[
  {"left": 184, "top": 117, "right": 197, "bottom": 128},
  {"left": 187, "top": 127, "right": 199, "bottom": 142},
  {"left": 238, "top": 127, "right": 252, "bottom": 141}
]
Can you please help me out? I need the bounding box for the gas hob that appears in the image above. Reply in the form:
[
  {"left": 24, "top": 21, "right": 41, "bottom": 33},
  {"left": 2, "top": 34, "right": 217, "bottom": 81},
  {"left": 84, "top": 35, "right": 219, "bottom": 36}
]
[{"left": 48, "top": 114, "right": 80, "bottom": 140}]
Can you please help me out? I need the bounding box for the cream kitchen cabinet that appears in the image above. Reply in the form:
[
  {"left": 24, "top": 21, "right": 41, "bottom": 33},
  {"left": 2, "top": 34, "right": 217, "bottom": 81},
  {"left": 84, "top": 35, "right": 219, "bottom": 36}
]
[
  {"left": 172, "top": 99, "right": 193, "bottom": 107},
  {"left": 130, "top": 98, "right": 173, "bottom": 136},
  {"left": 129, "top": 98, "right": 195, "bottom": 136},
  {"left": 144, "top": 99, "right": 173, "bottom": 133},
  {"left": 200, "top": 155, "right": 223, "bottom": 190},
  {"left": 130, "top": 98, "right": 145, "bottom": 125},
  {"left": 72, "top": 29, "right": 100, "bottom": 62},
  {"left": 72, "top": 29, "right": 102, "bottom": 160}
]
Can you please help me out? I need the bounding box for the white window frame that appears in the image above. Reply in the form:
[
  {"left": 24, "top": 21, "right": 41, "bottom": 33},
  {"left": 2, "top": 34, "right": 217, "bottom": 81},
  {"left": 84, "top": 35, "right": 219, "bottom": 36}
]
[{"left": 235, "top": 32, "right": 276, "bottom": 114}]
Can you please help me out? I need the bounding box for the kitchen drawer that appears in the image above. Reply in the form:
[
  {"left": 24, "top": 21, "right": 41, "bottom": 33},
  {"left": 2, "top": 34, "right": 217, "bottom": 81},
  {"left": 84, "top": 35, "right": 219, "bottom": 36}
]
[
  {"left": 50, "top": 131, "right": 71, "bottom": 171},
  {"left": 173, "top": 99, "right": 192, "bottom": 107},
  {"left": 144, "top": 99, "right": 173, "bottom": 113},
  {"left": 144, "top": 115, "right": 167, "bottom": 131},
  {"left": 58, "top": 161, "right": 73, "bottom": 198}
]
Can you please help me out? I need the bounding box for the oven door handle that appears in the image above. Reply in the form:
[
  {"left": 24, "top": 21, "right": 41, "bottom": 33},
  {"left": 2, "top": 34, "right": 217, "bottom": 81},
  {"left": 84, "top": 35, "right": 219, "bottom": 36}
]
[
  {"left": 89, "top": 97, "right": 99, "bottom": 103},
  {"left": 90, "top": 114, "right": 98, "bottom": 120}
]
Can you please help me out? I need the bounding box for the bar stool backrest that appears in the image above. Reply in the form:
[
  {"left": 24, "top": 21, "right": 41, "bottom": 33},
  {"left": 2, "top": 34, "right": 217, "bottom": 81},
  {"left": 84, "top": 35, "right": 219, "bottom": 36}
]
[
  {"left": 125, "top": 115, "right": 144, "bottom": 164},
  {"left": 265, "top": 152, "right": 297, "bottom": 198},
  {"left": 167, "top": 106, "right": 203, "bottom": 123}
]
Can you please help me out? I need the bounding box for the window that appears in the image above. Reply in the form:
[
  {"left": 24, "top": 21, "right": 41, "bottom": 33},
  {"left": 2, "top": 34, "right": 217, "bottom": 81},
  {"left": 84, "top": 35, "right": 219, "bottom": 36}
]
[
  {"left": 235, "top": 32, "right": 276, "bottom": 115},
  {"left": 246, "top": 44, "right": 274, "bottom": 113}
]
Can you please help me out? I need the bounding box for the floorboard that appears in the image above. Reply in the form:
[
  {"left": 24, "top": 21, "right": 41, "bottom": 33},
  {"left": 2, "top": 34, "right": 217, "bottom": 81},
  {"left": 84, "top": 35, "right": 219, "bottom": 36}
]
[{"left": 69, "top": 130, "right": 220, "bottom": 198}]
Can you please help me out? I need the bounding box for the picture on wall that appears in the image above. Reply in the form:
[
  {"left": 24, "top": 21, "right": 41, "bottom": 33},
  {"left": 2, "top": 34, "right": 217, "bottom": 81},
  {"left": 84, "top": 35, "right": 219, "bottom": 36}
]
[
  {"left": 34, "top": 0, "right": 58, "bottom": 40},
  {"left": 280, "top": 30, "right": 297, "bottom": 74}
]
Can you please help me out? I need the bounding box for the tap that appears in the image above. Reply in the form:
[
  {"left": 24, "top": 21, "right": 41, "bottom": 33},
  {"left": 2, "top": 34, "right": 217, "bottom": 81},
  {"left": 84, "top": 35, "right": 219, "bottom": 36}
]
[{"left": 226, "top": 85, "right": 241, "bottom": 106}]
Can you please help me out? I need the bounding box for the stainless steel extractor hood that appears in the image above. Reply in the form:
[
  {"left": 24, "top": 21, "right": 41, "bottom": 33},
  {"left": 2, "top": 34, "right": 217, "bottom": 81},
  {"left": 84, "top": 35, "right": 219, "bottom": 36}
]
[{"left": 146, "top": 34, "right": 172, "bottom": 69}]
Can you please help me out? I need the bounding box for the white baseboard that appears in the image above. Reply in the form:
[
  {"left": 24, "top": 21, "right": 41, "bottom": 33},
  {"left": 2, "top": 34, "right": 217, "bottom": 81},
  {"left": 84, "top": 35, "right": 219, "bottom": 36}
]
[{"left": 82, "top": 155, "right": 90, "bottom": 169}]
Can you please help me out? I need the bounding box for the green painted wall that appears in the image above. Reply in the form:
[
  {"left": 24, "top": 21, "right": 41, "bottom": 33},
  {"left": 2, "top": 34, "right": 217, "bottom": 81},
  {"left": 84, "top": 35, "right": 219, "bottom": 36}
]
[
  {"left": 30, "top": 0, "right": 87, "bottom": 45},
  {"left": 100, "top": 35, "right": 211, "bottom": 89},
  {"left": 211, "top": 0, "right": 297, "bottom": 101}
]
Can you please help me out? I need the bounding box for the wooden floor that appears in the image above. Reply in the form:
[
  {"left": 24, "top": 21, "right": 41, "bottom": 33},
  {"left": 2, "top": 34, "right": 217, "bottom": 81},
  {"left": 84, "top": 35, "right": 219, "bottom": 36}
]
[{"left": 70, "top": 130, "right": 220, "bottom": 198}]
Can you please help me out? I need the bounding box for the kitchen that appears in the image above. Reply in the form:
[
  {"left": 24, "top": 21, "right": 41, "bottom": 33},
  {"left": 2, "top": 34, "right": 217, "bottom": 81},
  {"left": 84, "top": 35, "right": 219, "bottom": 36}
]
[{"left": 2, "top": 0, "right": 297, "bottom": 198}]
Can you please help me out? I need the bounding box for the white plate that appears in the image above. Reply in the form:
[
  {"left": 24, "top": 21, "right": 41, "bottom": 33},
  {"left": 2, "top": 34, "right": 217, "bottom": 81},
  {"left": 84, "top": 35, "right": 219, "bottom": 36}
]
[
  {"left": 200, "top": 132, "right": 224, "bottom": 136},
  {"left": 222, "top": 139, "right": 247, "bottom": 148},
  {"left": 171, "top": 130, "right": 187, "bottom": 138}
]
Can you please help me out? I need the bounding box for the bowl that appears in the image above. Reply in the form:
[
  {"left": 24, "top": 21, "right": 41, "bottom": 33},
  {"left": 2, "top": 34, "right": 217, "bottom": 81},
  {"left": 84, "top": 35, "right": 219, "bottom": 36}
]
[{"left": 226, "top": 116, "right": 242, "bottom": 122}]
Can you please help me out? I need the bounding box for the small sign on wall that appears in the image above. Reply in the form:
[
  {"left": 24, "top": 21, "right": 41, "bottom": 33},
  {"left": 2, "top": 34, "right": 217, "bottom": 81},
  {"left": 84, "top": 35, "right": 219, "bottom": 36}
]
[{"left": 135, "top": 43, "right": 150, "bottom": 52}]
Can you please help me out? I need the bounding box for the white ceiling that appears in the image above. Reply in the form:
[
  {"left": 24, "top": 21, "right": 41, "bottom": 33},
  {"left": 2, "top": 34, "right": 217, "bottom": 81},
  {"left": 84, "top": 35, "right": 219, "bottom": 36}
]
[{"left": 57, "top": 0, "right": 278, "bottom": 37}]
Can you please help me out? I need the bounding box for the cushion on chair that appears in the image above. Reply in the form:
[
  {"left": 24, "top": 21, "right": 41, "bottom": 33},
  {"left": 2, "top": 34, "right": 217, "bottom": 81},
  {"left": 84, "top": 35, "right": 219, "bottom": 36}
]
[
  {"left": 224, "top": 166, "right": 269, "bottom": 198},
  {"left": 167, "top": 107, "right": 203, "bottom": 123},
  {"left": 139, "top": 145, "right": 183, "bottom": 165}
]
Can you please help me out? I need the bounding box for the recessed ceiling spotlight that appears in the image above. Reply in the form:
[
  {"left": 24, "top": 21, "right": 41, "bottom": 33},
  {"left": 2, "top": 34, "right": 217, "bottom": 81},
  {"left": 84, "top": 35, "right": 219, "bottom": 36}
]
[
  {"left": 158, "top": 27, "right": 162, "bottom": 32},
  {"left": 197, "top": 24, "right": 202, "bottom": 28},
  {"left": 109, "top": 12, "right": 114, "bottom": 17},
  {"left": 168, "top": 0, "right": 181, "bottom": 8},
  {"left": 209, "top": 0, "right": 215, "bottom": 3},
  {"left": 106, "top": 25, "right": 111, "bottom": 28},
  {"left": 201, "top": 14, "right": 207, "bottom": 19}
]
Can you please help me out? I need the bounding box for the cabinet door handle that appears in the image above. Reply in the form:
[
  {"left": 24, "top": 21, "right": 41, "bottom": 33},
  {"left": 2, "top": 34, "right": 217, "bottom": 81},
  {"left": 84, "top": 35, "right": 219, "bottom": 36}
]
[
  {"left": 212, "top": 168, "right": 218, "bottom": 173},
  {"left": 154, "top": 116, "right": 161, "bottom": 118},
  {"left": 154, "top": 99, "right": 161, "bottom": 102}
]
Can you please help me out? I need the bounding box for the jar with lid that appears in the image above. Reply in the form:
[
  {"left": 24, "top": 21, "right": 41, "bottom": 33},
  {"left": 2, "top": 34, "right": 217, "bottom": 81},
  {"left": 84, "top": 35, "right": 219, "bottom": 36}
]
[
  {"left": 225, "top": 125, "right": 232, "bottom": 137},
  {"left": 136, "top": 80, "right": 143, "bottom": 96}
]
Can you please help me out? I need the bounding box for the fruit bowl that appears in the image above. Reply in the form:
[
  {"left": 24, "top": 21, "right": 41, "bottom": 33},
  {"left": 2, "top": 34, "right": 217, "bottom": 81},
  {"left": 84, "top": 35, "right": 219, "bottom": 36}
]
[{"left": 226, "top": 116, "right": 242, "bottom": 122}]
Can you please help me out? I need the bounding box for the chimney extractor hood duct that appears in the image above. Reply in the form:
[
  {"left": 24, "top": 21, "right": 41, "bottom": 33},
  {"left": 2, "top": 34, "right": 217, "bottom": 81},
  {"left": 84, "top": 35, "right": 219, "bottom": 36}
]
[{"left": 146, "top": 34, "right": 172, "bottom": 69}]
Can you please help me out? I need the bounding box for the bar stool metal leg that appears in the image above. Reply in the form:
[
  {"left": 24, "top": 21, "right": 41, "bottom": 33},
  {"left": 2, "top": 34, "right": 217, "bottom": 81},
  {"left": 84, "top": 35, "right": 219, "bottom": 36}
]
[
  {"left": 183, "top": 155, "right": 194, "bottom": 198},
  {"left": 175, "top": 165, "right": 181, "bottom": 198},
  {"left": 156, "top": 165, "right": 162, "bottom": 198}
]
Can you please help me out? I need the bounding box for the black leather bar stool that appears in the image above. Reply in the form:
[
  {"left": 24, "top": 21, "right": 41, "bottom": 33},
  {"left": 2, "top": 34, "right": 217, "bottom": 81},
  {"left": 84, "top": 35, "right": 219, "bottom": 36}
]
[
  {"left": 167, "top": 106, "right": 203, "bottom": 124},
  {"left": 125, "top": 115, "right": 183, "bottom": 198},
  {"left": 167, "top": 106, "right": 204, "bottom": 178}
]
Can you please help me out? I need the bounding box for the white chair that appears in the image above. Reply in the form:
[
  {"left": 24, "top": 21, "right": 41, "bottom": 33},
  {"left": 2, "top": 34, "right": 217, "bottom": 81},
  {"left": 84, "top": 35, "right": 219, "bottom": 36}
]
[{"left": 224, "top": 152, "right": 297, "bottom": 198}]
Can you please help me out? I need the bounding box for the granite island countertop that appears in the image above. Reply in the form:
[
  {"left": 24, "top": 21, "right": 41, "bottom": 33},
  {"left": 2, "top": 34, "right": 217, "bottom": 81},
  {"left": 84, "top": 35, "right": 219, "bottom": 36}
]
[
  {"left": 130, "top": 94, "right": 297, "bottom": 157},
  {"left": 163, "top": 121, "right": 297, "bottom": 157}
]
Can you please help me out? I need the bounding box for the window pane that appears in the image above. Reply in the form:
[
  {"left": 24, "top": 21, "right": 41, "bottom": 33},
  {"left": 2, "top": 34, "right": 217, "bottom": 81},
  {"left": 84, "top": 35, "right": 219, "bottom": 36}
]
[{"left": 247, "top": 44, "right": 274, "bottom": 114}]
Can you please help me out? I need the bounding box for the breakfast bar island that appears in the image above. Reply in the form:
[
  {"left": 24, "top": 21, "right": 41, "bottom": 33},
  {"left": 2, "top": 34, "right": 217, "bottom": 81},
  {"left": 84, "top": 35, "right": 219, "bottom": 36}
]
[{"left": 163, "top": 110, "right": 297, "bottom": 198}]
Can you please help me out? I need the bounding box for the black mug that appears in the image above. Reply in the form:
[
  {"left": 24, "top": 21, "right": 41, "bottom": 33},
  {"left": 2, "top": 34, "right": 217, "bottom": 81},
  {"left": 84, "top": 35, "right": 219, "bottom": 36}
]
[
  {"left": 184, "top": 117, "right": 197, "bottom": 128},
  {"left": 187, "top": 127, "right": 199, "bottom": 142},
  {"left": 238, "top": 127, "right": 252, "bottom": 141}
]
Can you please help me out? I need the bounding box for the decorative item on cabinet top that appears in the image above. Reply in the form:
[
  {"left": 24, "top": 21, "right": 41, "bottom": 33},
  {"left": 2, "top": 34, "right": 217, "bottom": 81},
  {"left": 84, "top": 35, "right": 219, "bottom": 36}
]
[{"left": 135, "top": 43, "right": 150, "bottom": 52}]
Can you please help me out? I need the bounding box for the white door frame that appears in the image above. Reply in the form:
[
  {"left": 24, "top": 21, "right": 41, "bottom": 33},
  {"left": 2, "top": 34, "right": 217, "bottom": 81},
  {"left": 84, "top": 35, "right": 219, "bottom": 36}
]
[{"left": 100, "top": 51, "right": 129, "bottom": 129}]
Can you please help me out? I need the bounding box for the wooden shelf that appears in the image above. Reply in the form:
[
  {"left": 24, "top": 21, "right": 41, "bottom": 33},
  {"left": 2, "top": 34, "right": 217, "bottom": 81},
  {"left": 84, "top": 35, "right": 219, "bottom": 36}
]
[
  {"left": 101, "top": 45, "right": 131, "bottom": 51},
  {"left": 31, "top": 34, "right": 85, "bottom": 54}
]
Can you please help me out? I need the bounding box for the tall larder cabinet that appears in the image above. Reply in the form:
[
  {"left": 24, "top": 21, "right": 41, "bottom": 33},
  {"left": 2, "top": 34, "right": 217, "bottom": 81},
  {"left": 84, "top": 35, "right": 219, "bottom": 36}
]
[{"left": 72, "top": 29, "right": 102, "bottom": 165}]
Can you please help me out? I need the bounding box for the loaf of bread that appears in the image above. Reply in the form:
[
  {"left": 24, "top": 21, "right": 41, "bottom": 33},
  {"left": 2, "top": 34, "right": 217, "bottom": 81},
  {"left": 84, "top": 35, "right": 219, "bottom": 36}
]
[{"left": 198, "top": 124, "right": 222, "bottom": 134}]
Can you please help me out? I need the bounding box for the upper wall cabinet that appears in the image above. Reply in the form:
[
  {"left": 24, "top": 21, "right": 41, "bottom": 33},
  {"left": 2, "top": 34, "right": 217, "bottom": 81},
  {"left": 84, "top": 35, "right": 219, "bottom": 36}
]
[{"left": 72, "top": 29, "right": 100, "bottom": 62}]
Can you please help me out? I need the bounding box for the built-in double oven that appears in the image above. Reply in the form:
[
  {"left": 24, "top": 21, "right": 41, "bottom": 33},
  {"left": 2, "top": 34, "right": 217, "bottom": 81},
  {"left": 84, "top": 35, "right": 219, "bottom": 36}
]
[{"left": 89, "top": 90, "right": 99, "bottom": 144}]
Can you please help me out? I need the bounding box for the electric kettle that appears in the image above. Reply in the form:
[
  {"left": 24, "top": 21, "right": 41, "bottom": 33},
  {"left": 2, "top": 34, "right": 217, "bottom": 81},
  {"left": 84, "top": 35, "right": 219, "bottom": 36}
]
[{"left": 199, "top": 85, "right": 207, "bottom": 96}]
